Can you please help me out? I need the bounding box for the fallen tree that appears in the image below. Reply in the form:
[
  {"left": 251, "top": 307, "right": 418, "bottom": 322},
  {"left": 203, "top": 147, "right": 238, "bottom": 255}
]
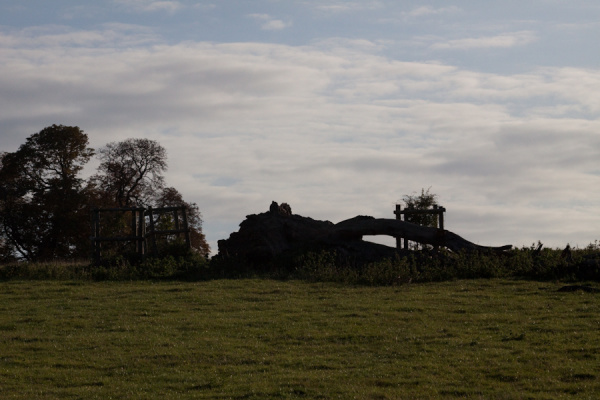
[
  {"left": 217, "top": 202, "right": 511, "bottom": 263},
  {"left": 333, "top": 216, "right": 512, "bottom": 253}
]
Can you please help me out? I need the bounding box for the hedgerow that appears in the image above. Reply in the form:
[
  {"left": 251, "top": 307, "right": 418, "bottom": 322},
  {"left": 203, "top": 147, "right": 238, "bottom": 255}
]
[{"left": 1, "top": 241, "right": 599, "bottom": 284}]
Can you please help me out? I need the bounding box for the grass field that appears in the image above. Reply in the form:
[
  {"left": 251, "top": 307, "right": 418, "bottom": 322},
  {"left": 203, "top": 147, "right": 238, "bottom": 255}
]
[{"left": 1, "top": 278, "right": 599, "bottom": 399}]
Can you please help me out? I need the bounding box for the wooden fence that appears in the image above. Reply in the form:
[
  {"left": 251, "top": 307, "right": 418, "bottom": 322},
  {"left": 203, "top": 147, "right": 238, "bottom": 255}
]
[
  {"left": 90, "top": 206, "right": 191, "bottom": 263},
  {"left": 394, "top": 204, "right": 446, "bottom": 250}
]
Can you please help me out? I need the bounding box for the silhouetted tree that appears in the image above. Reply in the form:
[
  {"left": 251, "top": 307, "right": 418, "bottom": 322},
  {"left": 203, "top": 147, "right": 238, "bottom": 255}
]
[
  {"left": 155, "top": 187, "right": 210, "bottom": 256},
  {"left": 402, "top": 187, "right": 439, "bottom": 228},
  {"left": 91, "top": 138, "right": 167, "bottom": 208},
  {"left": 0, "top": 125, "right": 94, "bottom": 261},
  {"left": 1, "top": 130, "right": 210, "bottom": 261},
  {"left": 401, "top": 187, "right": 440, "bottom": 250},
  {"left": 90, "top": 138, "right": 210, "bottom": 256}
]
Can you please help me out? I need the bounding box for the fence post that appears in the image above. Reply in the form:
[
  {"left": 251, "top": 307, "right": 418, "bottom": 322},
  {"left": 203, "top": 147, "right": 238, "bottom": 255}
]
[
  {"left": 173, "top": 208, "right": 180, "bottom": 242},
  {"left": 90, "top": 208, "right": 96, "bottom": 263},
  {"left": 181, "top": 206, "right": 191, "bottom": 249},
  {"left": 394, "top": 204, "right": 402, "bottom": 250},
  {"left": 137, "top": 208, "right": 145, "bottom": 255},
  {"left": 130, "top": 208, "right": 137, "bottom": 253},
  {"left": 91, "top": 205, "right": 194, "bottom": 262},
  {"left": 93, "top": 208, "right": 101, "bottom": 263},
  {"left": 433, "top": 205, "right": 439, "bottom": 250},
  {"left": 403, "top": 207, "right": 409, "bottom": 250},
  {"left": 174, "top": 209, "right": 179, "bottom": 229},
  {"left": 148, "top": 206, "right": 157, "bottom": 255}
]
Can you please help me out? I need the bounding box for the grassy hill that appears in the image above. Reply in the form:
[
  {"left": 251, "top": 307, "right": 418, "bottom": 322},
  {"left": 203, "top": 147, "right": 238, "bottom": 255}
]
[{"left": 1, "top": 279, "right": 599, "bottom": 399}]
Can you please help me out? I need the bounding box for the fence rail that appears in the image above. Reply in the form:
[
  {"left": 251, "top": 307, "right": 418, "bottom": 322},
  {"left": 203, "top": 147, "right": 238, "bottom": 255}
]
[
  {"left": 394, "top": 204, "right": 446, "bottom": 250},
  {"left": 90, "top": 206, "right": 190, "bottom": 263}
]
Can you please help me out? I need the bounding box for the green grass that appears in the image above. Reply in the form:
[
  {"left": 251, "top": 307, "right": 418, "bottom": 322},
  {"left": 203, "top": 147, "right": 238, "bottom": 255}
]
[{"left": 1, "top": 279, "right": 599, "bottom": 399}]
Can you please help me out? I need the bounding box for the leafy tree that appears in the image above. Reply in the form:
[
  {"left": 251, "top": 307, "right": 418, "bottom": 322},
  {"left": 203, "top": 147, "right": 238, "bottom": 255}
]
[
  {"left": 91, "top": 138, "right": 167, "bottom": 208},
  {"left": 402, "top": 187, "right": 439, "bottom": 228},
  {"left": 0, "top": 152, "right": 17, "bottom": 262},
  {"left": 155, "top": 187, "right": 210, "bottom": 256},
  {"left": 400, "top": 188, "right": 440, "bottom": 250},
  {"left": 1, "top": 130, "right": 210, "bottom": 261},
  {"left": 91, "top": 138, "right": 210, "bottom": 256},
  {"left": 0, "top": 125, "right": 94, "bottom": 261}
]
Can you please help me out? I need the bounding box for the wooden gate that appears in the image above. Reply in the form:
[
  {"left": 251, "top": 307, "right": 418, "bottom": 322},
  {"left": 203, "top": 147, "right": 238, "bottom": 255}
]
[
  {"left": 90, "top": 206, "right": 190, "bottom": 263},
  {"left": 394, "top": 204, "right": 446, "bottom": 250}
]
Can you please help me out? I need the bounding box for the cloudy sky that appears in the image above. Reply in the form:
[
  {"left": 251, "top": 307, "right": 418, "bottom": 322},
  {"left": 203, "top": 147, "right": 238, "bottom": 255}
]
[{"left": 2, "top": 1, "right": 600, "bottom": 253}]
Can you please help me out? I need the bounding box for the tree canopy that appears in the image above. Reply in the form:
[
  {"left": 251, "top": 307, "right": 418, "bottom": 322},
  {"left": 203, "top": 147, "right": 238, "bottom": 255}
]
[
  {"left": 0, "top": 126, "right": 210, "bottom": 261},
  {"left": 402, "top": 187, "right": 439, "bottom": 228},
  {"left": 0, "top": 125, "right": 94, "bottom": 261},
  {"left": 155, "top": 187, "right": 210, "bottom": 256},
  {"left": 92, "top": 138, "right": 167, "bottom": 208}
]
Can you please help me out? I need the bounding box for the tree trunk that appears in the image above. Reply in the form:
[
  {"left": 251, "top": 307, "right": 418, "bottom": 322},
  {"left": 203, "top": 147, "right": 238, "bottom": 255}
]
[
  {"left": 331, "top": 216, "right": 512, "bottom": 253},
  {"left": 217, "top": 202, "right": 512, "bottom": 263}
]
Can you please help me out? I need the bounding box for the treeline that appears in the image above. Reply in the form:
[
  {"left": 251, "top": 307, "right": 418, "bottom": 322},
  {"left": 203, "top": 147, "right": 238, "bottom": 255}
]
[{"left": 0, "top": 125, "right": 209, "bottom": 262}]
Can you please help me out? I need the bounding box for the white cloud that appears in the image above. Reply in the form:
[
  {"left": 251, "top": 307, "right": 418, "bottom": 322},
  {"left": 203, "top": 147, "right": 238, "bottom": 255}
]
[
  {"left": 191, "top": 3, "right": 216, "bottom": 11},
  {"left": 114, "top": 0, "right": 183, "bottom": 13},
  {"left": 1, "top": 28, "right": 599, "bottom": 252},
  {"left": 262, "top": 19, "right": 290, "bottom": 31},
  {"left": 403, "top": 5, "right": 460, "bottom": 18},
  {"left": 431, "top": 31, "right": 538, "bottom": 50},
  {"left": 314, "top": 1, "right": 384, "bottom": 13},
  {"left": 0, "top": 24, "right": 159, "bottom": 48},
  {"left": 247, "top": 13, "right": 292, "bottom": 31}
]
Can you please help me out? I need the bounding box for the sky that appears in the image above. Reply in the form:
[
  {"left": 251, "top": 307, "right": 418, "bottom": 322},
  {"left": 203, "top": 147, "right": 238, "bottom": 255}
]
[{"left": 1, "top": 0, "right": 600, "bottom": 254}]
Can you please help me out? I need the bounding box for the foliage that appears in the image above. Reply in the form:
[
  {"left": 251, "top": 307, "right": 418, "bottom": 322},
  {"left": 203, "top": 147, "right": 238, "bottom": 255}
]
[
  {"left": 88, "top": 242, "right": 209, "bottom": 281},
  {"left": 0, "top": 260, "right": 91, "bottom": 280},
  {"left": 2, "top": 241, "right": 599, "bottom": 285},
  {"left": 399, "top": 187, "right": 441, "bottom": 250},
  {"left": 210, "top": 241, "right": 600, "bottom": 285},
  {"left": 0, "top": 125, "right": 94, "bottom": 261},
  {"left": 89, "top": 138, "right": 210, "bottom": 256},
  {"left": 401, "top": 187, "right": 439, "bottom": 227},
  {"left": 90, "top": 138, "right": 167, "bottom": 208},
  {"left": 154, "top": 187, "right": 210, "bottom": 256},
  {"left": 1, "top": 127, "right": 210, "bottom": 261},
  {"left": 1, "top": 279, "right": 600, "bottom": 399}
]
